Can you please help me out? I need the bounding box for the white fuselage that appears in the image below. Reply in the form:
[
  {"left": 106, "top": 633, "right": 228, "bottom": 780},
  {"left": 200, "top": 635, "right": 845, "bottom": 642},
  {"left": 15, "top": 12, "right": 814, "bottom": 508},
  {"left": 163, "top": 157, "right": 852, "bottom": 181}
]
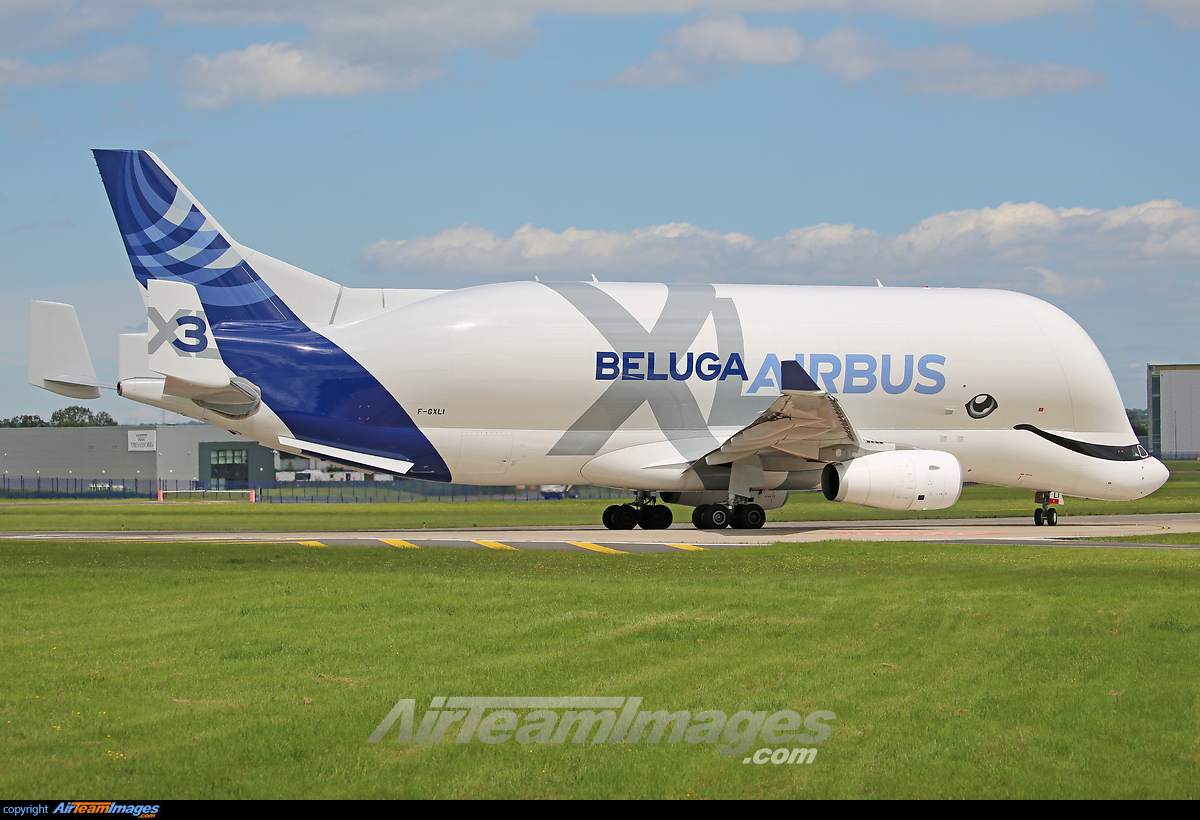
[{"left": 243, "top": 281, "right": 1163, "bottom": 501}]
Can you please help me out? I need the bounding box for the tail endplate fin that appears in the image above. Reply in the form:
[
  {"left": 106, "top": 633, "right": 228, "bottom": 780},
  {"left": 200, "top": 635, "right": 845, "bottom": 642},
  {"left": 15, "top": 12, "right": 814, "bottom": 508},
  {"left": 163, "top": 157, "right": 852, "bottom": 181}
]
[{"left": 28, "top": 301, "right": 112, "bottom": 398}]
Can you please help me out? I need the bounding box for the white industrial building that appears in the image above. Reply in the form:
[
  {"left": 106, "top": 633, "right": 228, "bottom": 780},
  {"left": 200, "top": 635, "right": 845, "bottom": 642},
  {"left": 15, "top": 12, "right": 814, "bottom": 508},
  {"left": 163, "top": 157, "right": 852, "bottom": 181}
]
[
  {"left": 0, "top": 424, "right": 276, "bottom": 486},
  {"left": 1147, "top": 364, "right": 1200, "bottom": 459}
]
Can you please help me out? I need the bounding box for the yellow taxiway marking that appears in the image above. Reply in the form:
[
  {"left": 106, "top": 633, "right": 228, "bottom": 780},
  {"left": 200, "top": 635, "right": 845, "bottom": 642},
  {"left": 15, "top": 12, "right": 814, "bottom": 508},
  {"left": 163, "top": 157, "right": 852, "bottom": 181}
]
[
  {"left": 666, "top": 543, "right": 706, "bottom": 551},
  {"left": 380, "top": 539, "right": 421, "bottom": 549},
  {"left": 298, "top": 540, "right": 328, "bottom": 547},
  {"left": 474, "top": 540, "right": 519, "bottom": 550},
  {"left": 184, "top": 540, "right": 284, "bottom": 545},
  {"left": 569, "top": 542, "right": 628, "bottom": 554}
]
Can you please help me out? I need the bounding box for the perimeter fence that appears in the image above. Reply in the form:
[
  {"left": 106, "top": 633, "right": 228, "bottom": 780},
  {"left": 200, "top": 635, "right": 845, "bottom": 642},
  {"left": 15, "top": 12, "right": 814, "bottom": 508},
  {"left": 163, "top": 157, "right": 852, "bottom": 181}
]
[{"left": 0, "top": 476, "right": 628, "bottom": 503}]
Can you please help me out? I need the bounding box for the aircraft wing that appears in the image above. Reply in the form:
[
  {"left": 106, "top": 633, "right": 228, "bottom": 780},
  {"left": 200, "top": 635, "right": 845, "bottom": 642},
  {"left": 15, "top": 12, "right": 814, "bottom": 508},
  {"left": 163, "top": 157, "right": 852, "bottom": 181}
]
[{"left": 703, "top": 361, "right": 867, "bottom": 467}]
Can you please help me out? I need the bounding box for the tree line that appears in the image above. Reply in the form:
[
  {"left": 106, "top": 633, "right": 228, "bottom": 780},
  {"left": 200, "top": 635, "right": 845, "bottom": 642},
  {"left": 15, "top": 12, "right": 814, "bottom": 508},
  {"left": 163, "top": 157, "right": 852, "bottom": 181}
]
[{"left": 0, "top": 406, "right": 118, "bottom": 428}]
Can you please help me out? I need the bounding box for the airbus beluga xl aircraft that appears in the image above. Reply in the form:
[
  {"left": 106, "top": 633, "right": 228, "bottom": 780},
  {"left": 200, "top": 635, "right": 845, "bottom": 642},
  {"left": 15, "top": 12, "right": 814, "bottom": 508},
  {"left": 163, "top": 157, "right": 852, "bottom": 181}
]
[{"left": 28, "top": 150, "right": 1168, "bottom": 530}]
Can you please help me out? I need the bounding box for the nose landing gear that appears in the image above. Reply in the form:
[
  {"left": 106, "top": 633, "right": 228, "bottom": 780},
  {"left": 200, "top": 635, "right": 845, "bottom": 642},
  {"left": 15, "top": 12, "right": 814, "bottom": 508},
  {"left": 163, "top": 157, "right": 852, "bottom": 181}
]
[{"left": 1033, "top": 491, "right": 1060, "bottom": 526}]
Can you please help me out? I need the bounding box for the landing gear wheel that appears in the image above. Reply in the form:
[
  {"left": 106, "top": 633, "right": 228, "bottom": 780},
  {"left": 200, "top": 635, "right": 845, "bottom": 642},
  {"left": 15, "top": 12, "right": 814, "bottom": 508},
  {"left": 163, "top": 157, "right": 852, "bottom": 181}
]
[
  {"left": 657, "top": 505, "right": 674, "bottom": 529},
  {"left": 639, "top": 504, "right": 673, "bottom": 530},
  {"left": 702, "top": 504, "right": 730, "bottom": 529},
  {"left": 614, "top": 505, "right": 639, "bottom": 530},
  {"left": 604, "top": 504, "right": 637, "bottom": 530},
  {"left": 733, "top": 503, "right": 766, "bottom": 530},
  {"left": 1046, "top": 508, "right": 1057, "bottom": 526},
  {"left": 692, "top": 504, "right": 710, "bottom": 529},
  {"left": 1033, "top": 508, "right": 1045, "bottom": 526}
]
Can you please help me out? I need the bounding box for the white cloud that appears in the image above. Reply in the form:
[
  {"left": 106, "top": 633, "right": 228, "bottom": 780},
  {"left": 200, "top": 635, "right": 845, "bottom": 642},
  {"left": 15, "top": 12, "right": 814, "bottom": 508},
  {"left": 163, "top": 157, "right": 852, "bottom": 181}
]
[
  {"left": 0, "top": 44, "right": 146, "bottom": 132},
  {"left": 0, "top": 2, "right": 542, "bottom": 107},
  {"left": 981, "top": 266, "right": 1108, "bottom": 297},
  {"left": 0, "top": 44, "right": 147, "bottom": 89},
  {"left": 831, "top": 1, "right": 1094, "bottom": 25},
  {"left": 611, "top": 15, "right": 805, "bottom": 85},
  {"left": 357, "top": 199, "right": 1200, "bottom": 293},
  {"left": 0, "top": 2, "right": 1128, "bottom": 104},
  {"left": 547, "top": 2, "right": 1098, "bottom": 26},
  {"left": 613, "top": 18, "right": 1104, "bottom": 96},
  {"left": 0, "top": 1, "right": 139, "bottom": 52},
  {"left": 182, "top": 43, "right": 431, "bottom": 108},
  {"left": 668, "top": 15, "right": 806, "bottom": 64},
  {"left": 809, "top": 27, "right": 1104, "bottom": 97},
  {"left": 69, "top": 2, "right": 1104, "bottom": 33},
  {"left": 361, "top": 222, "right": 758, "bottom": 275},
  {"left": 178, "top": 4, "right": 541, "bottom": 107},
  {"left": 1140, "top": 0, "right": 1200, "bottom": 29},
  {"left": 897, "top": 200, "right": 1200, "bottom": 265}
]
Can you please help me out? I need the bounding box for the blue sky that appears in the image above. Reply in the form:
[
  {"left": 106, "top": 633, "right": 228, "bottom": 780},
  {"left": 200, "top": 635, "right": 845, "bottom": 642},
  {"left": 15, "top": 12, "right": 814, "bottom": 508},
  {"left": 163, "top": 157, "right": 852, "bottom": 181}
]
[{"left": 1, "top": 1, "right": 1198, "bottom": 422}]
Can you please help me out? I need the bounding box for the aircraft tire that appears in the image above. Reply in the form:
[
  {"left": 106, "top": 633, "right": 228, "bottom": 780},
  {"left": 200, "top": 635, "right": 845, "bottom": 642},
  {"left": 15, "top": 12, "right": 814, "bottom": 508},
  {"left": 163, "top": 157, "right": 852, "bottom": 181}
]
[
  {"left": 603, "top": 505, "right": 621, "bottom": 530},
  {"left": 640, "top": 504, "right": 673, "bottom": 530},
  {"left": 1033, "top": 508, "right": 1045, "bottom": 526},
  {"left": 1046, "top": 508, "right": 1057, "bottom": 526},
  {"left": 703, "top": 505, "right": 730, "bottom": 529},
  {"left": 613, "top": 505, "right": 639, "bottom": 530},
  {"left": 692, "top": 505, "right": 710, "bottom": 528},
  {"left": 733, "top": 504, "right": 765, "bottom": 529}
]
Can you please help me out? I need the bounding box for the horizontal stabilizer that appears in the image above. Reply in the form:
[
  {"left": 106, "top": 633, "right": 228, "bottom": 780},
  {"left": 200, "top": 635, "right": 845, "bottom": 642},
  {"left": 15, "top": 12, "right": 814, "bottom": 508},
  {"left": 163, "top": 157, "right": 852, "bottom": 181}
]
[{"left": 28, "top": 301, "right": 113, "bottom": 398}]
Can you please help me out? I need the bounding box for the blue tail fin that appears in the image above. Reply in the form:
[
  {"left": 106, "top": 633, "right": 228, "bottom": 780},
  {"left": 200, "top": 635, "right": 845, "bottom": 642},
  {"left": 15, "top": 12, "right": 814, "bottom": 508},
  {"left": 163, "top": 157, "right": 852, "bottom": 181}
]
[
  {"left": 93, "top": 149, "right": 453, "bottom": 481},
  {"left": 93, "top": 149, "right": 297, "bottom": 324}
]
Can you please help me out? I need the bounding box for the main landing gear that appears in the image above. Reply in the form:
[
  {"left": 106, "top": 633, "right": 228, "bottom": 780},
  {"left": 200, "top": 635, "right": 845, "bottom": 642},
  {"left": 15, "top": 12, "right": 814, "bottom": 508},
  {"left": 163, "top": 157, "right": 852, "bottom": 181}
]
[
  {"left": 602, "top": 491, "right": 673, "bottom": 530},
  {"left": 691, "top": 503, "right": 765, "bottom": 530},
  {"left": 600, "top": 493, "right": 768, "bottom": 531},
  {"left": 1033, "top": 491, "right": 1059, "bottom": 526}
]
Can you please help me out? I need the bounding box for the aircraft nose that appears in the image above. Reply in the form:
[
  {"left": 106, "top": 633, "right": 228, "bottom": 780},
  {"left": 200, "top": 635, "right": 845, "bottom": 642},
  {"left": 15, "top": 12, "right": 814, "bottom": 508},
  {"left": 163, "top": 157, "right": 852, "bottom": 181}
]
[{"left": 1143, "top": 457, "right": 1170, "bottom": 496}]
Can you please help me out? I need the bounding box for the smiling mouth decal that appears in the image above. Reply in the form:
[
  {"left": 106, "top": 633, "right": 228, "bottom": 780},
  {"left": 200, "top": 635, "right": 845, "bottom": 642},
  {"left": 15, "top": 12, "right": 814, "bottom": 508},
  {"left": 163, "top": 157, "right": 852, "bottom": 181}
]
[{"left": 1014, "top": 424, "right": 1148, "bottom": 462}]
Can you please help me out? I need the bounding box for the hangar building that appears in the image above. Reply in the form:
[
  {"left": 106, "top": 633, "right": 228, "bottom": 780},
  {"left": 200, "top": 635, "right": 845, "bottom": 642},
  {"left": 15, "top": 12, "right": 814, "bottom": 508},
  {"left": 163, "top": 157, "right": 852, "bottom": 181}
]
[
  {"left": 1147, "top": 364, "right": 1200, "bottom": 459},
  {"left": 0, "top": 424, "right": 276, "bottom": 486}
]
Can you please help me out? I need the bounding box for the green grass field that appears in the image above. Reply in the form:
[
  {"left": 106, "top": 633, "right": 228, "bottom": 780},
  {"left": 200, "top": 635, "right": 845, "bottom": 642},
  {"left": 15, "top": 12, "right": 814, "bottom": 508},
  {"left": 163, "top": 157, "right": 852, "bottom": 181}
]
[
  {"left": 1, "top": 464, "right": 1198, "bottom": 532},
  {"left": 1, "top": 539, "right": 1197, "bottom": 799},
  {"left": 1090, "top": 532, "right": 1200, "bottom": 545}
]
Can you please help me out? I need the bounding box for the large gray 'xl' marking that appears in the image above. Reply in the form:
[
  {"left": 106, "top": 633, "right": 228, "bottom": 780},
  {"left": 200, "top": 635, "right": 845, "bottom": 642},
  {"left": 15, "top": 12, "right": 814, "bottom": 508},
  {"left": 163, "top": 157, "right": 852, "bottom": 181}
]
[{"left": 542, "top": 282, "right": 762, "bottom": 461}]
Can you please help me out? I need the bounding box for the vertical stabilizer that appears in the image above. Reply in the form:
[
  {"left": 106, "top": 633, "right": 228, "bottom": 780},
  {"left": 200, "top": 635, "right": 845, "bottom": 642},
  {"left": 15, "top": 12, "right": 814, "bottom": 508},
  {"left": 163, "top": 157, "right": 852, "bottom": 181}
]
[{"left": 93, "top": 149, "right": 297, "bottom": 324}]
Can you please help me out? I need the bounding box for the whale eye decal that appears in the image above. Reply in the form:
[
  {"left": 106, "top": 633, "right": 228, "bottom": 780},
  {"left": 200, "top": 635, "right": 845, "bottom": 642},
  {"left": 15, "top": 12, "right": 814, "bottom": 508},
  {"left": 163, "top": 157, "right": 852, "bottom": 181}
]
[{"left": 966, "top": 394, "right": 998, "bottom": 419}]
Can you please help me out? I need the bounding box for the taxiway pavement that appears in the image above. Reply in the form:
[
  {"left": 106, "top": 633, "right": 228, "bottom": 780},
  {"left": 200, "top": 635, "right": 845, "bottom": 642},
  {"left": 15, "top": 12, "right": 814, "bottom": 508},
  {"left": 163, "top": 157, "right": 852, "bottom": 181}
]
[{"left": 3, "top": 512, "right": 1199, "bottom": 552}]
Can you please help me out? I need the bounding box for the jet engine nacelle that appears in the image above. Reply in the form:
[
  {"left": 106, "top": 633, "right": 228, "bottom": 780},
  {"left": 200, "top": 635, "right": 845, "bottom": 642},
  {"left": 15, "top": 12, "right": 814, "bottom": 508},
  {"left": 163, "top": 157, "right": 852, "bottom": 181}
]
[{"left": 821, "top": 450, "right": 963, "bottom": 511}]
